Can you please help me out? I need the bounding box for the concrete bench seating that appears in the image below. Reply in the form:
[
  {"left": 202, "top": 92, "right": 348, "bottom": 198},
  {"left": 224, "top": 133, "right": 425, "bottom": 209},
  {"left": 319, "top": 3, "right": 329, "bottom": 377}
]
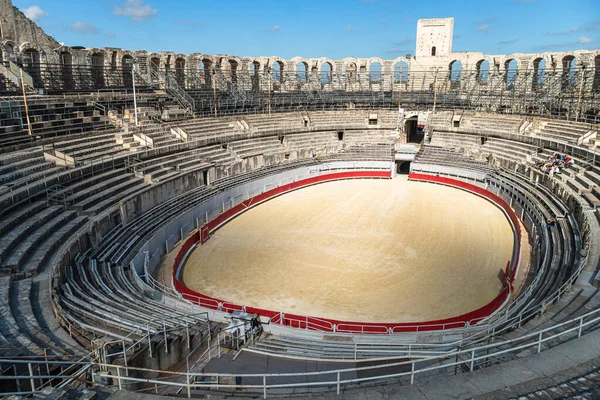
[
  {"left": 134, "top": 146, "right": 235, "bottom": 178},
  {"left": 54, "top": 132, "right": 120, "bottom": 152},
  {"left": 0, "top": 201, "right": 46, "bottom": 236},
  {"left": 467, "top": 114, "right": 523, "bottom": 134},
  {"left": 415, "top": 145, "right": 495, "bottom": 173},
  {"left": 284, "top": 131, "right": 341, "bottom": 149},
  {"left": 532, "top": 121, "right": 593, "bottom": 144},
  {"left": 92, "top": 184, "right": 219, "bottom": 264},
  {"left": 68, "top": 142, "right": 124, "bottom": 159},
  {"left": 344, "top": 130, "right": 394, "bottom": 146},
  {"left": 73, "top": 176, "right": 145, "bottom": 211},
  {"left": 1, "top": 166, "right": 66, "bottom": 192},
  {"left": 430, "top": 132, "right": 481, "bottom": 151},
  {"left": 64, "top": 173, "right": 137, "bottom": 205},
  {"left": 584, "top": 167, "right": 600, "bottom": 187},
  {"left": 2, "top": 210, "right": 78, "bottom": 272},
  {"left": 136, "top": 150, "right": 206, "bottom": 174},
  {"left": 52, "top": 168, "right": 128, "bottom": 199},
  {"left": 0, "top": 206, "right": 63, "bottom": 265},
  {"left": 197, "top": 145, "right": 238, "bottom": 165},
  {"left": 0, "top": 276, "right": 41, "bottom": 355},
  {"left": 582, "top": 190, "right": 600, "bottom": 209},
  {"left": 10, "top": 278, "right": 70, "bottom": 353},
  {"left": 59, "top": 255, "right": 209, "bottom": 341},
  {"left": 0, "top": 160, "right": 58, "bottom": 185},
  {"left": 84, "top": 182, "right": 150, "bottom": 216},
  {"left": 62, "top": 268, "right": 183, "bottom": 336},
  {"left": 0, "top": 156, "right": 47, "bottom": 176},
  {"left": 228, "top": 137, "right": 286, "bottom": 158},
  {"left": 482, "top": 138, "right": 539, "bottom": 161},
  {"left": 0, "top": 148, "right": 44, "bottom": 166},
  {"left": 244, "top": 114, "right": 305, "bottom": 133},
  {"left": 21, "top": 216, "right": 88, "bottom": 277}
]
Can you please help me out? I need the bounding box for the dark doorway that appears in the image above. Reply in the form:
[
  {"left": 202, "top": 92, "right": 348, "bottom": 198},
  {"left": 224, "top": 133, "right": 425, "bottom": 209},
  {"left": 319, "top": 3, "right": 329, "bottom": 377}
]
[
  {"left": 405, "top": 117, "right": 423, "bottom": 143},
  {"left": 396, "top": 161, "right": 411, "bottom": 174}
]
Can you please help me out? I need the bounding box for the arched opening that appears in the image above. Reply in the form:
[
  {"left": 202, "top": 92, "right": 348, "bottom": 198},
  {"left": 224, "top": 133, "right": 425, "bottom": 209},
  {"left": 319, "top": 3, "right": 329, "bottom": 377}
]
[
  {"left": 251, "top": 61, "right": 260, "bottom": 91},
  {"left": 395, "top": 161, "right": 411, "bottom": 174},
  {"left": 476, "top": 60, "right": 489, "bottom": 83},
  {"left": 59, "top": 51, "right": 73, "bottom": 90},
  {"left": 532, "top": 58, "right": 546, "bottom": 90},
  {"left": 405, "top": 115, "right": 422, "bottom": 143},
  {"left": 272, "top": 61, "right": 283, "bottom": 83},
  {"left": 593, "top": 55, "right": 600, "bottom": 93},
  {"left": 22, "top": 48, "right": 41, "bottom": 87},
  {"left": 202, "top": 59, "right": 212, "bottom": 86},
  {"left": 110, "top": 51, "right": 117, "bottom": 71},
  {"left": 228, "top": 60, "right": 238, "bottom": 84},
  {"left": 320, "top": 62, "right": 332, "bottom": 84},
  {"left": 122, "top": 55, "right": 133, "bottom": 88},
  {"left": 175, "top": 57, "right": 185, "bottom": 86},
  {"left": 296, "top": 62, "right": 308, "bottom": 83},
  {"left": 394, "top": 61, "right": 409, "bottom": 83},
  {"left": 164, "top": 55, "right": 171, "bottom": 72},
  {"left": 346, "top": 63, "right": 357, "bottom": 84},
  {"left": 369, "top": 62, "right": 382, "bottom": 83},
  {"left": 91, "top": 52, "right": 105, "bottom": 89},
  {"left": 5, "top": 43, "right": 14, "bottom": 62},
  {"left": 562, "top": 55, "right": 576, "bottom": 89},
  {"left": 150, "top": 57, "right": 160, "bottom": 75},
  {"left": 505, "top": 59, "right": 518, "bottom": 89},
  {"left": 449, "top": 60, "right": 462, "bottom": 88},
  {"left": 431, "top": 46, "right": 436, "bottom": 56}
]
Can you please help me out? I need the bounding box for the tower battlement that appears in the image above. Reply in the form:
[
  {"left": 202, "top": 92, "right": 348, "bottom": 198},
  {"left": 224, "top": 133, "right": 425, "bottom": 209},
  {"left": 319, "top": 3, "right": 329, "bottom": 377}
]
[{"left": 416, "top": 17, "right": 454, "bottom": 58}]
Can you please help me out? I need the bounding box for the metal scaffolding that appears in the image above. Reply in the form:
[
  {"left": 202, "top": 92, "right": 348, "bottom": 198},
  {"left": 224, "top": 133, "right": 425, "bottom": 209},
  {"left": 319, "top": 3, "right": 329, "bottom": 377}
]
[{"left": 1, "top": 64, "right": 599, "bottom": 123}]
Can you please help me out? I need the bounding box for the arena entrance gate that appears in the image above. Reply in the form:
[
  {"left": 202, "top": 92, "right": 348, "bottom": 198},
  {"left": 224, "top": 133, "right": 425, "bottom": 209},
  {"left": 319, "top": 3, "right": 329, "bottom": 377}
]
[{"left": 395, "top": 161, "right": 411, "bottom": 174}]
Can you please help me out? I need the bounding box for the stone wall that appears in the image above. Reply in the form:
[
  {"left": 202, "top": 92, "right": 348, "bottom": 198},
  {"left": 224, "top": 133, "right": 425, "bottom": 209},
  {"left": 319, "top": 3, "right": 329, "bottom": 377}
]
[{"left": 0, "top": 0, "right": 598, "bottom": 94}]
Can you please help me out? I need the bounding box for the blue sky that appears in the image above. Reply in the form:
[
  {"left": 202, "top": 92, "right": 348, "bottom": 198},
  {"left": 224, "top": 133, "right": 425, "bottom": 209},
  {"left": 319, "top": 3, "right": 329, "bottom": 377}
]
[{"left": 14, "top": 0, "right": 600, "bottom": 59}]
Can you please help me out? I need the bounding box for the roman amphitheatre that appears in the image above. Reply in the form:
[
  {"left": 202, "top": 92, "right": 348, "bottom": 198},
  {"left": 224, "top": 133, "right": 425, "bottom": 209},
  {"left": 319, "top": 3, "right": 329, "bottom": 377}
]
[{"left": 0, "top": 1, "right": 598, "bottom": 399}]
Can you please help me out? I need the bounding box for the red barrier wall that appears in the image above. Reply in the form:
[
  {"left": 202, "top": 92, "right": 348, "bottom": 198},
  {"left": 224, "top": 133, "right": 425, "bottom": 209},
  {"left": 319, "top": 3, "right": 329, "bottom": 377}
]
[{"left": 172, "top": 171, "right": 521, "bottom": 334}]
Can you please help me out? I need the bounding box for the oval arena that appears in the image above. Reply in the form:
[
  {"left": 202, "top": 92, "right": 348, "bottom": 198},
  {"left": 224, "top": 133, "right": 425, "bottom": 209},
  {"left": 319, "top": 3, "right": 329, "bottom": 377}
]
[
  {"left": 0, "top": 3, "right": 599, "bottom": 399},
  {"left": 179, "top": 177, "right": 517, "bottom": 325}
]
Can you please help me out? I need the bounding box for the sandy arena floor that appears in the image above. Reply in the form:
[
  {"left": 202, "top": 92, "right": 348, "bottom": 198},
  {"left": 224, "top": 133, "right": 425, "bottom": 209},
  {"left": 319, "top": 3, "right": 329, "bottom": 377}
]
[{"left": 182, "top": 178, "right": 515, "bottom": 323}]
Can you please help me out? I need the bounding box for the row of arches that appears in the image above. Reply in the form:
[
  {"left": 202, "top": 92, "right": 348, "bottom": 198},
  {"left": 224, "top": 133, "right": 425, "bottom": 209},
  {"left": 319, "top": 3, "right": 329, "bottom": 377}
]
[
  {"left": 5, "top": 43, "right": 599, "bottom": 92},
  {"left": 292, "top": 61, "right": 409, "bottom": 84}
]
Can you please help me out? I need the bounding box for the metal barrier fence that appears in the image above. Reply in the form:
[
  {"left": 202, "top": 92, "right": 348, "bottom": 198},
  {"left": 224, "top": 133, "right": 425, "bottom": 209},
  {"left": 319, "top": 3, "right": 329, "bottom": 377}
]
[
  {"left": 2, "top": 303, "right": 599, "bottom": 398},
  {"left": 30, "top": 164, "right": 593, "bottom": 398},
  {"left": 140, "top": 165, "right": 584, "bottom": 342}
]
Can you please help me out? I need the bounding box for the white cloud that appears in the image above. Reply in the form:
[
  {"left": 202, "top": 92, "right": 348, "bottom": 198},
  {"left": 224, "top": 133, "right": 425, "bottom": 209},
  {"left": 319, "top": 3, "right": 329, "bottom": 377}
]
[
  {"left": 393, "top": 38, "right": 413, "bottom": 46},
  {"left": 346, "top": 25, "right": 358, "bottom": 32},
  {"left": 477, "top": 23, "right": 489, "bottom": 31},
  {"left": 71, "top": 22, "right": 99, "bottom": 34},
  {"left": 23, "top": 5, "right": 48, "bottom": 22},
  {"left": 498, "top": 38, "right": 519, "bottom": 46},
  {"left": 113, "top": 0, "right": 158, "bottom": 22},
  {"left": 265, "top": 25, "right": 280, "bottom": 32},
  {"left": 106, "top": 32, "right": 116, "bottom": 38},
  {"left": 577, "top": 36, "right": 593, "bottom": 43}
]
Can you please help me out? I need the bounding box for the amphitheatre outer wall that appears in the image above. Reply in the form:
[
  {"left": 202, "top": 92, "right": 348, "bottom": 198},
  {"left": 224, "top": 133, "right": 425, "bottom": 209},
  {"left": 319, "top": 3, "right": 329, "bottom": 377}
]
[{"left": 0, "top": 1, "right": 598, "bottom": 96}]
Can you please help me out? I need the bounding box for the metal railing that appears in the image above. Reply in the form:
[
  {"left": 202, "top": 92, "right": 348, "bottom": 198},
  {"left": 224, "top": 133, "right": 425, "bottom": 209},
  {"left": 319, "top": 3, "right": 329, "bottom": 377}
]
[{"left": 2, "top": 303, "right": 599, "bottom": 398}]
